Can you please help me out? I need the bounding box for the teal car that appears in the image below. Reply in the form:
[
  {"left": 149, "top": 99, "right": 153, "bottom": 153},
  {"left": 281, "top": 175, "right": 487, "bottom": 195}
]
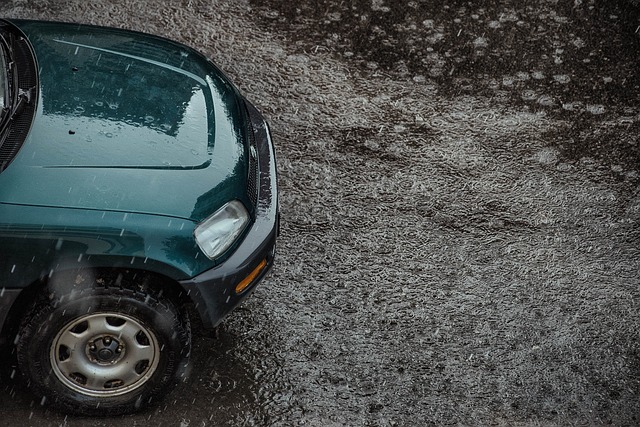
[{"left": 0, "top": 19, "right": 278, "bottom": 415}]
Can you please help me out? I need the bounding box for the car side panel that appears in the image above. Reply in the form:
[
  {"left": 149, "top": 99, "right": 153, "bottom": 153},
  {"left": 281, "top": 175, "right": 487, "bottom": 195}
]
[{"left": 0, "top": 203, "right": 213, "bottom": 291}]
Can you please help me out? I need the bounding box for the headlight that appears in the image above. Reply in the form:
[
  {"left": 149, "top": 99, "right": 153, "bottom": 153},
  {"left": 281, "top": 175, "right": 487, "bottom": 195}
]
[{"left": 194, "top": 200, "right": 250, "bottom": 259}]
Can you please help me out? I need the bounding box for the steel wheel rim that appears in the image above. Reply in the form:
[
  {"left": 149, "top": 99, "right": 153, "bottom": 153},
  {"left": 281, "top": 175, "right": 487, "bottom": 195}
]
[{"left": 50, "top": 312, "right": 160, "bottom": 397}]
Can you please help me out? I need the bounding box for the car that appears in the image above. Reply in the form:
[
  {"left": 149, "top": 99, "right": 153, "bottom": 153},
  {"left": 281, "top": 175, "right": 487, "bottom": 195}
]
[{"left": 0, "top": 18, "right": 278, "bottom": 415}]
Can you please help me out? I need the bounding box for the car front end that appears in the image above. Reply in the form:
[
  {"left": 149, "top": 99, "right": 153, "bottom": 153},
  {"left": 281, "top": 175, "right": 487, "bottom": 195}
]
[
  {"left": 0, "top": 18, "right": 278, "bottom": 415},
  {"left": 180, "top": 100, "right": 279, "bottom": 328}
]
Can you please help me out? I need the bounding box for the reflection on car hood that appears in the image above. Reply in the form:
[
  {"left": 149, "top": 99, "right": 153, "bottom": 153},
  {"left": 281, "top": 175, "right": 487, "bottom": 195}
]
[{"left": 0, "top": 20, "right": 250, "bottom": 222}]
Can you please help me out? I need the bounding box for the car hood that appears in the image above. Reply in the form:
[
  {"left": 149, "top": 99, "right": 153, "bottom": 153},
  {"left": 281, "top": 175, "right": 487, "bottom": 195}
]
[{"left": 0, "top": 20, "right": 250, "bottom": 222}]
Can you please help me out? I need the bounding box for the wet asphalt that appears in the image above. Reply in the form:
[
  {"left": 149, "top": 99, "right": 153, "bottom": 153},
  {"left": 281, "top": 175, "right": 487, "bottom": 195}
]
[{"left": 0, "top": 0, "right": 639, "bottom": 425}]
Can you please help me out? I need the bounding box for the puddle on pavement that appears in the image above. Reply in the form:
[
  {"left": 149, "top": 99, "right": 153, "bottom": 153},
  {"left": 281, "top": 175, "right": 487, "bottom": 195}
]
[
  {"left": 250, "top": 0, "right": 640, "bottom": 179},
  {"left": 0, "top": 0, "right": 638, "bottom": 425}
]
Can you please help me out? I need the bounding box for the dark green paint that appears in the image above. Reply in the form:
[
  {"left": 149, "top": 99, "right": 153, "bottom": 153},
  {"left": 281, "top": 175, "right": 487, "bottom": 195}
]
[
  {"left": 0, "top": 20, "right": 255, "bottom": 286},
  {"left": 0, "top": 203, "right": 207, "bottom": 286},
  {"left": 2, "top": 20, "right": 251, "bottom": 222}
]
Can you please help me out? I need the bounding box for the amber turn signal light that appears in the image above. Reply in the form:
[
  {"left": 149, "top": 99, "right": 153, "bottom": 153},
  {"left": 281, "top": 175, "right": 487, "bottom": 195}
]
[{"left": 235, "top": 259, "right": 267, "bottom": 294}]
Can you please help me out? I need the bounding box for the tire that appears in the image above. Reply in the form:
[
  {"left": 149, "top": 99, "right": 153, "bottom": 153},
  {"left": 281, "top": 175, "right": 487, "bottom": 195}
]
[{"left": 16, "top": 277, "right": 191, "bottom": 416}]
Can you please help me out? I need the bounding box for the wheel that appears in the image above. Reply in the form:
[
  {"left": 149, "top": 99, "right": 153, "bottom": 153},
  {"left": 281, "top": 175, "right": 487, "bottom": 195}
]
[{"left": 16, "top": 278, "right": 190, "bottom": 415}]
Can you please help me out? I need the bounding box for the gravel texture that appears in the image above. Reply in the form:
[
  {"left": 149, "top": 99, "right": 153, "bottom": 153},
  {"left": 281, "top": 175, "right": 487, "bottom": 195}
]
[{"left": 0, "top": 0, "right": 638, "bottom": 425}]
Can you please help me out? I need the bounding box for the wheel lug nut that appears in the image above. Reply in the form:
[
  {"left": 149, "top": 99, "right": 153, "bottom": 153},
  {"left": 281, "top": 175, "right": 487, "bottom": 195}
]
[
  {"left": 116, "top": 345, "right": 123, "bottom": 354},
  {"left": 104, "top": 337, "right": 112, "bottom": 345}
]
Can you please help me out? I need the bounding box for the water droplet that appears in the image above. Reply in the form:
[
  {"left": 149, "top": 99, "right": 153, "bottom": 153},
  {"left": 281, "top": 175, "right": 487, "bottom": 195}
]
[
  {"left": 521, "top": 90, "right": 537, "bottom": 101},
  {"left": 473, "top": 37, "right": 488, "bottom": 48},
  {"left": 586, "top": 104, "right": 606, "bottom": 115},
  {"left": 562, "top": 101, "right": 583, "bottom": 111},
  {"left": 537, "top": 95, "right": 555, "bottom": 107},
  {"left": 572, "top": 37, "right": 586, "bottom": 48},
  {"left": 553, "top": 74, "right": 571, "bottom": 84},
  {"left": 531, "top": 71, "right": 545, "bottom": 80},
  {"left": 533, "top": 147, "right": 559, "bottom": 165}
]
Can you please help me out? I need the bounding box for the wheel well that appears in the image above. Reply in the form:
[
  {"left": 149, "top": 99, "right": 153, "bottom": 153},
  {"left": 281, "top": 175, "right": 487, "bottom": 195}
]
[{"left": 0, "top": 267, "right": 194, "bottom": 350}]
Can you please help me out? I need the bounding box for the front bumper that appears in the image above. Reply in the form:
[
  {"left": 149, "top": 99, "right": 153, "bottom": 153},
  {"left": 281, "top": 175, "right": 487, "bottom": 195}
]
[{"left": 179, "top": 101, "right": 279, "bottom": 329}]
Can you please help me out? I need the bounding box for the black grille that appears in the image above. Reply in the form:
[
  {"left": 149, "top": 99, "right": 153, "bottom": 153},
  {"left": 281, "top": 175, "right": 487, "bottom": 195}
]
[
  {"left": 0, "top": 105, "right": 34, "bottom": 168},
  {"left": 14, "top": 36, "right": 36, "bottom": 88},
  {"left": 0, "top": 28, "right": 38, "bottom": 172},
  {"left": 245, "top": 105, "right": 259, "bottom": 209}
]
